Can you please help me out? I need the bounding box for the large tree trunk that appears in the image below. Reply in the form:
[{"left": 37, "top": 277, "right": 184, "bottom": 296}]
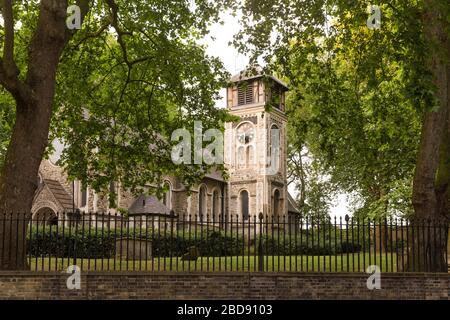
[
  {"left": 0, "top": 0, "right": 73, "bottom": 270},
  {"left": 409, "top": 0, "right": 450, "bottom": 272},
  {"left": 0, "top": 99, "right": 54, "bottom": 269}
]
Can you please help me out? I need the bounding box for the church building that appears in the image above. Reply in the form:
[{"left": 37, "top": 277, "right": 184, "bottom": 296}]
[{"left": 31, "top": 72, "right": 299, "bottom": 224}]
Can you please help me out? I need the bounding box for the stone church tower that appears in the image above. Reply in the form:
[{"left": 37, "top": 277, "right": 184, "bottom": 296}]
[{"left": 224, "top": 72, "right": 289, "bottom": 220}]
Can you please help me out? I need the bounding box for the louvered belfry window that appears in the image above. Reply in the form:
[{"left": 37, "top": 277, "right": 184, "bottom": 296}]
[{"left": 237, "top": 82, "right": 254, "bottom": 106}]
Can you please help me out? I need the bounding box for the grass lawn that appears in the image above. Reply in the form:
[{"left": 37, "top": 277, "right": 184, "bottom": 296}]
[{"left": 28, "top": 252, "right": 400, "bottom": 272}]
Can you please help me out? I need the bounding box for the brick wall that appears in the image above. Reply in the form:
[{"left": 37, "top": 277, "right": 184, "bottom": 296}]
[{"left": 0, "top": 272, "right": 448, "bottom": 300}]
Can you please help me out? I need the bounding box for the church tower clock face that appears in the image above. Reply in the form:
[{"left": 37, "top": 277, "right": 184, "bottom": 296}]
[{"left": 236, "top": 122, "right": 255, "bottom": 145}]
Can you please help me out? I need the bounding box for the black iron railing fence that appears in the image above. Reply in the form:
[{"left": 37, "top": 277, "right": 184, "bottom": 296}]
[{"left": 0, "top": 212, "right": 448, "bottom": 272}]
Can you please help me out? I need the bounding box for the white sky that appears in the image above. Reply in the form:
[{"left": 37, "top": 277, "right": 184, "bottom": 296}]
[
  {"left": 199, "top": 12, "right": 248, "bottom": 109},
  {"left": 203, "top": 12, "right": 351, "bottom": 218}
]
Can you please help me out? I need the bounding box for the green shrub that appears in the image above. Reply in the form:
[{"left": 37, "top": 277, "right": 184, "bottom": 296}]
[
  {"left": 26, "top": 227, "right": 244, "bottom": 258},
  {"left": 256, "top": 233, "right": 365, "bottom": 255},
  {"left": 26, "top": 225, "right": 369, "bottom": 258},
  {"left": 340, "top": 242, "right": 362, "bottom": 253}
]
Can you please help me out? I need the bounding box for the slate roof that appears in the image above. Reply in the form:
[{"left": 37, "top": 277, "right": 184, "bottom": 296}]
[
  {"left": 230, "top": 70, "right": 289, "bottom": 91},
  {"left": 43, "top": 179, "right": 74, "bottom": 212},
  {"left": 204, "top": 170, "right": 225, "bottom": 182},
  {"left": 287, "top": 192, "right": 300, "bottom": 214},
  {"left": 128, "top": 194, "right": 171, "bottom": 216}
]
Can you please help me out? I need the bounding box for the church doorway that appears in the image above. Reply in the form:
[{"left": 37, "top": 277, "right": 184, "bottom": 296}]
[
  {"left": 33, "top": 207, "right": 58, "bottom": 226},
  {"left": 240, "top": 190, "right": 249, "bottom": 221},
  {"left": 273, "top": 189, "right": 281, "bottom": 218}
]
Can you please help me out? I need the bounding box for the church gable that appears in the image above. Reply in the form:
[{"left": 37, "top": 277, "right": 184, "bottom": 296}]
[{"left": 32, "top": 179, "right": 73, "bottom": 216}]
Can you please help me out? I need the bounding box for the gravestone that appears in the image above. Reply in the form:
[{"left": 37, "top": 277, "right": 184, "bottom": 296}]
[
  {"left": 115, "top": 237, "right": 152, "bottom": 261},
  {"left": 180, "top": 246, "right": 199, "bottom": 261}
]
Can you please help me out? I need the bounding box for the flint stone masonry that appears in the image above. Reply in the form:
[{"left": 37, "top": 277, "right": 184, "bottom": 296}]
[{"left": 0, "top": 272, "right": 448, "bottom": 300}]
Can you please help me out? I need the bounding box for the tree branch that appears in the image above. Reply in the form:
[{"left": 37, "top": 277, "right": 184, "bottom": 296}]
[
  {"left": 70, "top": 19, "right": 111, "bottom": 50},
  {"left": 0, "top": 0, "right": 92, "bottom": 105},
  {"left": 2, "top": 0, "right": 17, "bottom": 77},
  {"left": 0, "top": 0, "right": 33, "bottom": 103},
  {"left": 105, "top": 0, "right": 133, "bottom": 67}
]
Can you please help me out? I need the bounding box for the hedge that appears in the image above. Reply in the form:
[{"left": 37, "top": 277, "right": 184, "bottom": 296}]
[
  {"left": 256, "top": 235, "right": 363, "bottom": 255},
  {"left": 26, "top": 227, "right": 244, "bottom": 258},
  {"left": 26, "top": 227, "right": 365, "bottom": 258}
]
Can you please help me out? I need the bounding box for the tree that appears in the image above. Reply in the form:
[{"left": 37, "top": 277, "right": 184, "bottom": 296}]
[
  {"left": 287, "top": 140, "right": 336, "bottom": 223},
  {"left": 0, "top": 95, "right": 14, "bottom": 168},
  {"left": 411, "top": 0, "right": 449, "bottom": 271},
  {"left": 0, "top": 0, "right": 233, "bottom": 270},
  {"left": 236, "top": 0, "right": 449, "bottom": 271},
  {"left": 284, "top": 31, "right": 421, "bottom": 220}
]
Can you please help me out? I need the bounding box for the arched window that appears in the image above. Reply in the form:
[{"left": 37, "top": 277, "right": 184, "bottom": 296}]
[
  {"left": 80, "top": 184, "right": 88, "bottom": 207},
  {"left": 236, "top": 122, "right": 255, "bottom": 168},
  {"left": 237, "top": 146, "right": 245, "bottom": 167},
  {"left": 198, "top": 185, "right": 207, "bottom": 221},
  {"left": 212, "top": 189, "right": 221, "bottom": 222},
  {"left": 246, "top": 145, "right": 254, "bottom": 167},
  {"left": 240, "top": 190, "right": 249, "bottom": 221},
  {"left": 273, "top": 189, "right": 281, "bottom": 218},
  {"left": 162, "top": 181, "right": 172, "bottom": 209},
  {"left": 268, "top": 124, "right": 280, "bottom": 171}
]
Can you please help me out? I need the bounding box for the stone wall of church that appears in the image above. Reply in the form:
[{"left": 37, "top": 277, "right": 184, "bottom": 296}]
[
  {"left": 229, "top": 181, "right": 258, "bottom": 219},
  {"left": 38, "top": 160, "right": 73, "bottom": 196},
  {"left": 81, "top": 175, "right": 227, "bottom": 218},
  {"left": 184, "top": 179, "right": 226, "bottom": 219},
  {"left": 118, "top": 189, "right": 135, "bottom": 211},
  {"left": 87, "top": 188, "right": 95, "bottom": 212},
  {"left": 95, "top": 192, "right": 109, "bottom": 212},
  {"left": 172, "top": 190, "right": 188, "bottom": 216}
]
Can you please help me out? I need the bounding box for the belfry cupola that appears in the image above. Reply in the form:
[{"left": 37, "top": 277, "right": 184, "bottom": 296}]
[{"left": 226, "top": 70, "right": 289, "bottom": 112}]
